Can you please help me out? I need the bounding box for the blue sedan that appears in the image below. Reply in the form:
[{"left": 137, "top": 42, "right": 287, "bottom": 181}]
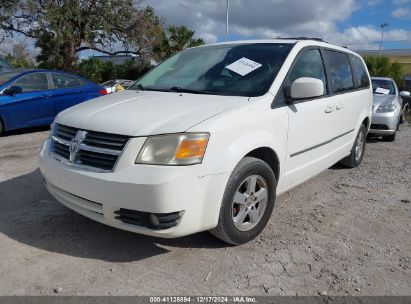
[{"left": 0, "top": 69, "right": 107, "bottom": 134}]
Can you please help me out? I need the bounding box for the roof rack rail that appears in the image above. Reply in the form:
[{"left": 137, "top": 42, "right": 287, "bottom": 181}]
[{"left": 279, "top": 37, "right": 324, "bottom": 42}]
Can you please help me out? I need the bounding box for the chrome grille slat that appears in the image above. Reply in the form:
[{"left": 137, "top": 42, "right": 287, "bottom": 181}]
[{"left": 49, "top": 124, "right": 129, "bottom": 172}]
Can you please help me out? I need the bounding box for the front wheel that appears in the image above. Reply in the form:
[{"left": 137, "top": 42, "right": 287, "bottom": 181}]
[
  {"left": 210, "top": 157, "right": 277, "bottom": 245},
  {"left": 400, "top": 105, "right": 408, "bottom": 124},
  {"left": 383, "top": 132, "right": 396, "bottom": 142},
  {"left": 339, "top": 124, "right": 367, "bottom": 168}
]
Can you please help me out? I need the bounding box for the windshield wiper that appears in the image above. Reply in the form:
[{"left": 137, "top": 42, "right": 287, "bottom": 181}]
[
  {"left": 133, "top": 84, "right": 171, "bottom": 93},
  {"left": 136, "top": 84, "right": 145, "bottom": 91},
  {"left": 169, "top": 86, "right": 215, "bottom": 95}
]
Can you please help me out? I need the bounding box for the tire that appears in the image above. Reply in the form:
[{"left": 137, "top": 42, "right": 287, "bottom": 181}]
[
  {"left": 0, "top": 119, "right": 4, "bottom": 136},
  {"left": 209, "top": 157, "right": 277, "bottom": 245},
  {"left": 400, "top": 106, "right": 408, "bottom": 124},
  {"left": 339, "top": 124, "right": 367, "bottom": 168},
  {"left": 383, "top": 132, "right": 396, "bottom": 142}
]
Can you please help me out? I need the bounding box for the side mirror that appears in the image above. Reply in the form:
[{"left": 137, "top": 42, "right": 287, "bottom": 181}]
[
  {"left": 3, "top": 86, "right": 23, "bottom": 96},
  {"left": 400, "top": 91, "right": 410, "bottom": 97},
  {"left": 288, "top": 77, "right": 324, "bottom": 101}
]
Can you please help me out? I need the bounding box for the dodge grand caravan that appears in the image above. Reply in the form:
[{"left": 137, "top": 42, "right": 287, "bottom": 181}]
[{"left": 40, "top": 39, "right": 372, "bottom": 245}]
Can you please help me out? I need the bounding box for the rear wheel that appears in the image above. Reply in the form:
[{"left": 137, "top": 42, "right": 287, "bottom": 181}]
[
  {"left": 210, "top": 157, "right": 277, "bottom": 245},
  {"left": 339, "top": 124, "right": 366, "bottom": 168}
]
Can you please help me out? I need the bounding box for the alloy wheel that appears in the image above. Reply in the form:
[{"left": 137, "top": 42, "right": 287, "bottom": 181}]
[{"left": 231, "top": 175, "right": 268, "bottom": 231}]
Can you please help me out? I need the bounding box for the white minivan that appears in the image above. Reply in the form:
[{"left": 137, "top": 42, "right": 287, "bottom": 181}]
[{"left": 40, "top": 39, "right": 372, "bottom": 245}]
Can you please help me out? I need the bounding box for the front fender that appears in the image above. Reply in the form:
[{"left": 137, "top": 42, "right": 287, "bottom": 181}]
[{"left": 193, "top": 104, "right": 289, "bottom": 187}]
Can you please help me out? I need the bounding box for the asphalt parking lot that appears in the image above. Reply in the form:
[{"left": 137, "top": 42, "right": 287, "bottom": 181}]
[{"left": 0, "top": 122, "right": 410, "bottom": 296}]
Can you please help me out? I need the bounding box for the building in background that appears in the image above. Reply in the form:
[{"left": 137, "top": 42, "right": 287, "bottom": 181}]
[{"left": 92, "top": 55, "right": 139, "bottom": 65}]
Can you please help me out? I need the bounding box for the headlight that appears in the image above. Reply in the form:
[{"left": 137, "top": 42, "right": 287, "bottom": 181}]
[
  {"left": 135, "top": 133, "right": 209, "bottom": 165},
  {"left": 376, "top": 102, "right": 397, "bottom": 113}
]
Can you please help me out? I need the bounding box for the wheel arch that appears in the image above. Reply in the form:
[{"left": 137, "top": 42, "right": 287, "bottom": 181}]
[{"left": 245, "top": 147, "right": 280, "bottom": 181}]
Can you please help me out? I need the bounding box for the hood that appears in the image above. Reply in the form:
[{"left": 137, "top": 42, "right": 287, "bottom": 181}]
[
  {"left": 56, "top": 90, "right": 247, "bottom": 136},
  {"left": 372, "top": 94, "right": 396, "bottom": 108}
]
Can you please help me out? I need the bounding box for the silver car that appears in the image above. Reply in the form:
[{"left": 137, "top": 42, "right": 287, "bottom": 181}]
[{"left": 369, "top": 77, "right": 410, "bottom": 141}]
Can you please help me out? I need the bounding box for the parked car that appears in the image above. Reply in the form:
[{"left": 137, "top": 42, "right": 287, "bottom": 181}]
[
  {"left": 369, "top": 77, "right": 410, "bottom": 141},
  {"left": 102, "top": 79, "right": 134, "bottom": 93},
  {"left": 0, "top": 57, "right": 12, "bottom": 72},
  {"left": 400, "top": 74, "right": 411, "bottom": 108},
  {"left": 0, "top": 69, "right": 107, "bottom": 134},
  {"left": 40, "top": 39, "right": 372, "bottom": 245}
]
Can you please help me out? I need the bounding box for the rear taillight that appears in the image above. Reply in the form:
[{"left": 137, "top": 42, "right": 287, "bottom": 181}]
[{"left": 99, "top": 89, "right": 108, "bottom": 95}]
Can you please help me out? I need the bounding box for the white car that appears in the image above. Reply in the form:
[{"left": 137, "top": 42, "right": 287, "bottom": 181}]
[{"left": 40, "top": 39, "right": 372, "bottom": 245}]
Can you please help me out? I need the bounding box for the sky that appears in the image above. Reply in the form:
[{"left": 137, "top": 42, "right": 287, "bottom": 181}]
[{"left": 147, "top": 0, "right": 411, "bottom": 50}]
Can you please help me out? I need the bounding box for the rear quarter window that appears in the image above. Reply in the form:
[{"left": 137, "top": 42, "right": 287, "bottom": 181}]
[
  {"left": 350, "top": 55, "right": 370, "bottom": 89},
  {"left": 323, "top": 50, "right": 354, "bottom": 94},
  {"left": 52, "top": 73, "right": 83, "bottom": 89}
]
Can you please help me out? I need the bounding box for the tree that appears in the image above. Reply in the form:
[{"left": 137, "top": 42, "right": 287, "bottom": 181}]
[
  {"left": 0, "top": 41, "right": 36, "bottom": 68},
  {"left": 0, "top": 0, "right": 163, "bottom": 71},
  {"left": 154, "top": 25, "right": 204, "bottom": 60},
  {"left": 78, "top": 58, "right": 151, "bottom": 83},
  {"left": 364, "top": 56, "right": 404, "bottom": 85}
]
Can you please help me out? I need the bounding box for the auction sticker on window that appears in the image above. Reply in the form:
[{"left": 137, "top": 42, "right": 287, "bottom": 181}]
[
  {"left": 225, "top": 57, "right": 262, "bottom": 76},
  {"left": 375, "top": 87, "right": 390, "bottom": 95}
]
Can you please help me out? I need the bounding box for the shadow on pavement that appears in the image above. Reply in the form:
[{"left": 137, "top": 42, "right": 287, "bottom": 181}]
[
  {"left": 3, "top": 125, "right": 50, "bottom": 137},
  {"left": 0, "top": 169, "right": 226, "bottom": 263}
]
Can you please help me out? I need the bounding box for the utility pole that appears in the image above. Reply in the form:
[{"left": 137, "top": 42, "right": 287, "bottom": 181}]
[
  {"left": 379, "top": 23, "right": 389, "bottom": 56},
  {"left": 226, "top": 0, "right": 230, "bottom": 41}
]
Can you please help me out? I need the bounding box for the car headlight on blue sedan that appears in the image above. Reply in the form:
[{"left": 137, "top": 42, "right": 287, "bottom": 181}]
[{"left": 376, "top": 101, "right": 397, "bottom": 113}]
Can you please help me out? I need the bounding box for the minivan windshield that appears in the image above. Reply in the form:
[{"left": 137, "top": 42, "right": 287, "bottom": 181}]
[
  {"left": 371, "top": 79, "right": 396, "bottom": 95},
  {"left": 130, "top": 43, "right": 293, "bottom": 97}
]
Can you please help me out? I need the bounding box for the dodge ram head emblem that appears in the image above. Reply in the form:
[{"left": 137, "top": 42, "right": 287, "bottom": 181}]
[{"left": 69, "top": 130, "right": 87, "bottom": 163}]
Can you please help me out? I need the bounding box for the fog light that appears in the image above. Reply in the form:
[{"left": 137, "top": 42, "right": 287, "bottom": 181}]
[{"left": 149, "top": 214, "right": 160, "bottom": 227}]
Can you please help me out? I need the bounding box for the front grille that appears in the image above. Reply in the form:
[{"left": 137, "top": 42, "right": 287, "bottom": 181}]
[
  {"left": 49, "top": 124, "right": 130, "bottom": 172},
  {"left": 114, "top": 208, "right": 182, "bottom": 230}
]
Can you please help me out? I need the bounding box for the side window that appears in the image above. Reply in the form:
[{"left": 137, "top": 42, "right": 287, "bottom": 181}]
[
  {"left": 12, "top": 73, "right": 49, "bottom": 93},
  {"left": 287, "top": 49, "right": 327, "bottom": 95},
  {"left": 51, "top": 73, "right": 82, "bottom": 89},
  {"left": 350, "top": 55, "right": 370, "bottom": 89},
  {"left": 323, "top": 50, "right": 354, "bottom": 93}
]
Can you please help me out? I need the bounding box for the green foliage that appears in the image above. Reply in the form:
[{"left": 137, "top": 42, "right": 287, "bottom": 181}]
[
  {"left": 1, "top": 0, "right": 164, "bottom": 71},
  {"left": 364, "top": 56, "right": 404, "bottom": 85},
  {"left": 154, "top": 25, "right": 205, "bottom": 60},
  {"left": 4, "top": 54, "right": 36, "bottom": 69},
  {"left": 78, "top": 58, "right": 151, "bottom": 83}
]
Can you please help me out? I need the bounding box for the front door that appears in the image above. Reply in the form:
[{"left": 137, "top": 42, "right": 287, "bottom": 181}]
[
  {"left": 4, "top": 72, "right": 54, "bottom": 128},
  {"left": 281, "top": 48, "right": 336, "bottom": 190}
]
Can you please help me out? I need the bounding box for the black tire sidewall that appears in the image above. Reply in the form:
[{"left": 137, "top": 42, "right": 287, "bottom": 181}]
[
  {"left": 353, "top": 124, "right": 367, "bottom": 167},
  {"left": 219, "top": 158, "right": 276, "bottom": 245}
]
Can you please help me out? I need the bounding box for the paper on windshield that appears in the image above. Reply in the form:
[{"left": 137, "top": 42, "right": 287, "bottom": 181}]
[
  {"left": 225, "top": 57, "right": 262, "bottom": 76},
  {"left": 375, "top": 87, "right": 390, "bottom": 95}
]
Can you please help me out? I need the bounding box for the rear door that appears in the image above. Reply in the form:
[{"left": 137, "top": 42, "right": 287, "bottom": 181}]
[
  {"left": 281, "top": 48, "right": 336, "bottom": 189},
  {"left": 322, "top": 51, "right": 364, "bottom": 155},
  {"left": 2, "top": 72, "right": 54, "bottom": 128},
  {"left": 48, "top": 72, "right": 86, "bottom": 115}
]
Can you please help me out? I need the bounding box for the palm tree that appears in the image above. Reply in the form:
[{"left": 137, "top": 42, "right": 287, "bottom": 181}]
[
  {"left": 155, "top": 25, "right": 204, "bottom": 60},
  {"left": 364, "top": 56, "right": 403, "bottom": 85}
]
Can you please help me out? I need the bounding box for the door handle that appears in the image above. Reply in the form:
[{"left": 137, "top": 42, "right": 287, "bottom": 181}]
[
  {"left": 336, "top": 104, "right": 344, "bottom": 110},
  {"left": 41, "top": 94, "right": 51, "bottom": 99},
  {"left": 324, "top": 105, "right": 335, "bottom": 113}
]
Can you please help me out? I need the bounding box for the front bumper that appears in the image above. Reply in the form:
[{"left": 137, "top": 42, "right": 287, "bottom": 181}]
[
  {"left": 39, "top": 138, "right": 230, "bottom": 238},
  {"left": 369, "top": 110, "right": 399, "bottom": 135}
]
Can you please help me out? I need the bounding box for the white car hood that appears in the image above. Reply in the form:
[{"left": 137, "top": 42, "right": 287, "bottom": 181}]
[{"left": 56, "top": 90, "right": 247, "bottom": 136}]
